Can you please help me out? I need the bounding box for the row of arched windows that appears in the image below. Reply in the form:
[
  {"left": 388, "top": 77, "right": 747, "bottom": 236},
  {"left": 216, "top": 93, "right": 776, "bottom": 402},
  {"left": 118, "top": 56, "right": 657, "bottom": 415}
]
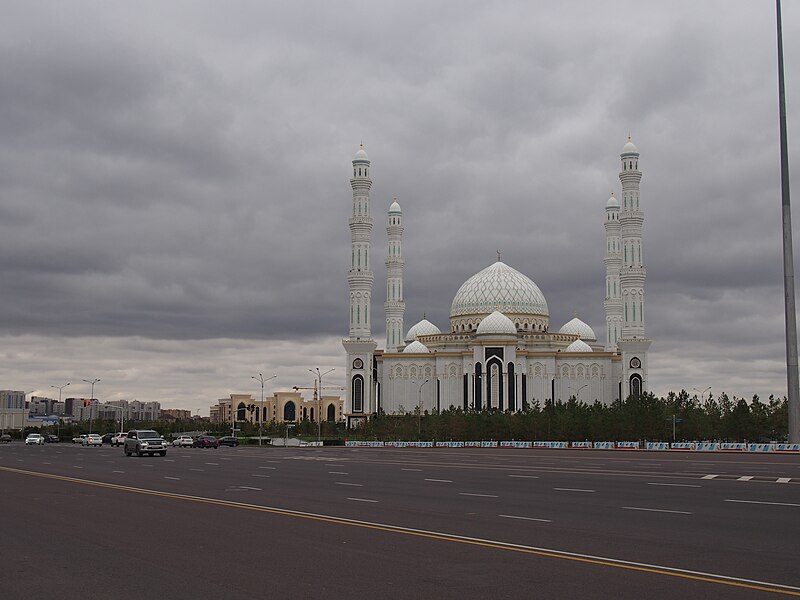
[{"left": 353, "top": 167, "right": 369, "bottom": 177}]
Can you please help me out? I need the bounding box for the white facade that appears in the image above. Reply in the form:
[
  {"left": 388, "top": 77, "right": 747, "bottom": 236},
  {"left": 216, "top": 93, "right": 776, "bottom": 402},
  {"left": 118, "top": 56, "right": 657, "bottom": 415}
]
[{"left": 343, "top": 140, "right": 651, "bottom": 423}]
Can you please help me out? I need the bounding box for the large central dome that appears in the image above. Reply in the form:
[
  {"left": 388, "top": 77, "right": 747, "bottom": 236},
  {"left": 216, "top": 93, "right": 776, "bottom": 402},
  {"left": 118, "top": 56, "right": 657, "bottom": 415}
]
[{"left": 450, "top": 262, "right": 549, "bottom": 327}]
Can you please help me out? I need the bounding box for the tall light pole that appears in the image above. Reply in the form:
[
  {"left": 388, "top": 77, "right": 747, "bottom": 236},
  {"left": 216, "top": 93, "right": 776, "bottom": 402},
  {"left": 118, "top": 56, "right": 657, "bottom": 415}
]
[
  {"left": 414, "top": 379, "right": 429, "bottom": 438},
  {"left": 51, "top": 382, "right": 69, "bottom": 439},
  {"left": 310, "top": 368, "right": 334, "bottom": 444},
  {"left": 82, "top": 378, "right": 100, "bottom": 434},
  {"left": 252, "top": 373, "right": 277, "bottom": 447},
  {"left": 776, "top": 0, "right": 799, "bottom": 443},
  {"left": 568, "top": 384, "right": 589, "bottom": 402}
]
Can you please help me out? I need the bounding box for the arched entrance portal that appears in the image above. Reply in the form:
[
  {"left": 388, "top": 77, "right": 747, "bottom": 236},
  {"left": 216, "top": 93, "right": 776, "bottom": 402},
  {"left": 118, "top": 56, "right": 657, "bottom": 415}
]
[{"left": 283, "top": 401, "right": 296, "bottom": 422}]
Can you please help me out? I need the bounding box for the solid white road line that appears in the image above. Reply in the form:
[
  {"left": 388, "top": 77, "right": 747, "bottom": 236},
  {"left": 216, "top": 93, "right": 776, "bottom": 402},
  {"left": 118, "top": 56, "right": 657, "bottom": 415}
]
[
  {"left": 622, "top": 506, "right": 692, "bottom": 515},
  {"left": 164, "top": 476, "right": 180, "bottom": 480},
  {"left": 336, "top": 482, "right": 363, "bottom": 487},
  {"left": 508, "top": 474, "right": 539, "bottom": 479},
  {"left": 777, "top": 477, "right": 791, "bottom": 483},
  {"left": 701, "top": 474, "right": 718, "bottom": 479},
  {"left": 402, "top": 468, "right": 422, "bottom": 472},
  {"left": 499, "top": 514, "right": 551, "bottom": 523},
  {"left": 460, "top": 493, "right": 499, "bottom": 498},
  {"left": 647, "top": 482, "right": 702, "bottom": 488},
  {"left": 425, "top": 478, "right": 453, "bottom": 483},
  {"left": 725, "top": 499, "right": 800, "bottom": 508},
  {"left": 258, "top": 466, "right": 276, "bottom": 470},
  {"left": 737, "top": 476, "right": 754, "bottom": 481},
  {"left": 554, "top": 487, "right": 595, "bottom": 493},
  {"left": 347, "top": 497, "right": 378, "bottom": 503},
  {"left": 329, "top": 471, "right": 349, "bottom": 475},
  {"left": 251, "top": 474, "right": 270, "bottom": 478}
]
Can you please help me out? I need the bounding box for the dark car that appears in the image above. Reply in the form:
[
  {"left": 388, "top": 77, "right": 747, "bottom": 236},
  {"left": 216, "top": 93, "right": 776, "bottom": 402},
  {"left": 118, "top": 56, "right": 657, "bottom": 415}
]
[
  {"left": 217, "top": 436, "right": 240, "bottom": 447},
  {"left": 44, "top": 434, "right": 59, "bottom": 443},
  {"left": 101, "top": 433, "right": 115, "bottom": 444},
  {"left": 0, "top": 433, "right": 11, "bottom": 443},
  {"left": 193, "top": 435, "right": 219, "bottom": 449}
]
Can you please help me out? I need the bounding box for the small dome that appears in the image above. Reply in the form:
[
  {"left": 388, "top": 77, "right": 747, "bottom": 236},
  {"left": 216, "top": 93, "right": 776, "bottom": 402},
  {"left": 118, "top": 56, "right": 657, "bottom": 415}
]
[
  {"left": 405, "top": 319, "right": 441, "bottom": 342},
  {"left": 565, "top": 339, "right": 593, "bottom": 352},
  {"left": 606, "top": 193, "right": 619, "bottom": 209},
  {"left": 354, "top": 145, "right": 369, "bottom": 161},
  {"left": 389, "top": 200, "right": 401, "bottom": 213},
  {"left": 559, "top": 317, "right": 596, "bottom": 341},
  {"left": 622, "top": 137, "right": 638, "bottom": 155},
  {"left": 476, "top": 311, "right": 517, "bottom": 336},
  {"left": 403, "top": 340, "right": 429, "bottom": 353}
]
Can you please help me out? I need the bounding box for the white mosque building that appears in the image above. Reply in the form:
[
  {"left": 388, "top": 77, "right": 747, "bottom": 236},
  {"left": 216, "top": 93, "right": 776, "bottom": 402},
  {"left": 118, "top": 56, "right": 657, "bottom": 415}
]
[{"left": 342, "top": 139, "right": 651, "bottom": 427}]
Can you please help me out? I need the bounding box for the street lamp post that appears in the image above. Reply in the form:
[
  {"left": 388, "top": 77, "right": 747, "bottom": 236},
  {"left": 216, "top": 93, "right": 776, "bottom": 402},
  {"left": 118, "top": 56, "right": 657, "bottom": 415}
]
[
  {"left": 82, "top": 378, "right": 100, "bottom": 434},
  {"left": 414, "top": 379, "right": 429, "bottom": 438},
  {"left": 310, "top": 368, "right": 335, "bottom": 444},
  {"left": 568, "top": 384, "right": 589, "bottom": 402},
  {"left": 51, "top": 382, "right": 69, "bottom": 440},
  {"left": 252, "top": 373, "right": 277, "bottom": 447},
  {"left": 693, "top": 387, "right": 711, "bottom": 403}
]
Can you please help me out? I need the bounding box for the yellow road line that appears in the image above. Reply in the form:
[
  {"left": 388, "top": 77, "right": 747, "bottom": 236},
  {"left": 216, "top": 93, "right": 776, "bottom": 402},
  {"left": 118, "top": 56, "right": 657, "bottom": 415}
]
[{"left": 2, "top": 465, "right": 799, "bottom": 597}]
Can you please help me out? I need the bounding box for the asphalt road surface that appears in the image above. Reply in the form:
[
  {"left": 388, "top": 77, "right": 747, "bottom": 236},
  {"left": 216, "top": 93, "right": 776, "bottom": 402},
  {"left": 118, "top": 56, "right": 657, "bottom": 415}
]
[{"left": 1, "top": 444, "right": 799, "bottom": 599}]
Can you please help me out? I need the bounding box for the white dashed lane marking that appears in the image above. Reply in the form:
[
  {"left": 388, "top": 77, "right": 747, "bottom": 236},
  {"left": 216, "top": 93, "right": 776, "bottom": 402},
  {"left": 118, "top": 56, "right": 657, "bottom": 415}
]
[
  {"left": 329, "top": 471, "right": 349, "bottom": 475},
  {"left": 647, "top": 482, "right": 701, "bottom": 488},
  {"left": 508, "top": 474, "right": 539, "bottom": 479},
  {"left": 347, "top": 497, "right": 378, "bottom": 503},
  {"left": 252, "top": 474, "right": 270, "bottom": 478},
  {"left": 737, "top": 476, "right": 754, "bottom": 481},
  {"left": 499, "top": 514, "right": 551, "bottom": 523},
  {"left": 777, "top": 478, "right": 791, "bottom": 483},
  {"left": 164, "top": 476, "right": 180, "bottom": 480},
  {"left": 402, "top": 468, "right": 422, "bottom": 472},
  {"left": 460, "top": 493, "right": 499, "bottom": 498},
  {"left": 425, "top": 478, "right": 453, "bottom": 483},
  {"left": 702, "top": 474, "right": 718, "bottom": 480},
  {"left": 336, "top": 482, "right": 363, "bottom": 487},
  {"left": 622, "top": 506, "right": 692, "bottom": 515},
  {"left": 205, "top": 462, "right": 219, "bottom": 466},
  {"left": 258, "top": 466, "right": 276, "bottom": 470},
  {"left": 554, "top": 488, "right": 595, "bottom": 493},
  {"left": 725, "top": 499, "right": 800, "bottom": 508}
]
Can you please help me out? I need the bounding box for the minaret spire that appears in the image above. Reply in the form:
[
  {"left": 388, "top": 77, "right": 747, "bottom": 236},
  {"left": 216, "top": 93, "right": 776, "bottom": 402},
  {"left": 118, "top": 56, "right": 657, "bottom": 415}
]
[
  {"left": 385, "top": 198, "right": 405, "bottom": 352},
  {"left": 604, "top": 191, "right": 622, "bottom": 350}
]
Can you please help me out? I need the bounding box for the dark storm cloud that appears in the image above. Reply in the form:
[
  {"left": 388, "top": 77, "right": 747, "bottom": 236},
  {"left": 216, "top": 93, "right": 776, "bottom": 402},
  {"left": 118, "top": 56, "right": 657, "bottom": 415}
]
[{"left": 0, "top": 1, "right": 798, "bottom": 407}]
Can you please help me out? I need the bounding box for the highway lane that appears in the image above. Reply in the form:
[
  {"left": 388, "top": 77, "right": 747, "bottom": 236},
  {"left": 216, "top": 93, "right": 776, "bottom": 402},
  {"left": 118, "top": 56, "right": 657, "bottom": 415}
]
[{"left": 1, "top": 444, "right": 798, "bottom": 599}]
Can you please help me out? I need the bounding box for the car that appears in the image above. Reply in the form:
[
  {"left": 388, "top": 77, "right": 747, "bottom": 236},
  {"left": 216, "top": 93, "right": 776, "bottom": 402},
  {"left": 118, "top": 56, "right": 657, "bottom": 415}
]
[
  {"left": 72, "top": 434, "right": 87, "bottom": 444},
  {"left": 0, "top": 433, "right": 11, "bottom": 443},
  {"left": 172, "top": 435, "right": 193, "bottom": 447},
  {"left": 111, "top": 432, "right": 127, "bottom": 447},
  {"left": 217, "top": 436, "right": 240, "bottom": 447},
  {"left": 193, "top": 435, "right": 219, "bottom": 449},
  {"left": 124, "top": 430, "right": 167, "bottom": 457},
  {"left": 82, "top": 434, "right": 103, "bottom": 446},
  {"left": 101, "top": 433, "right": 115, "bottom": 445},
  {"left": 44, "top": 434, "right": 59, "bottom": 443},
  {"left": 25, "top": 433, "right": 45, "bottom": 445}
]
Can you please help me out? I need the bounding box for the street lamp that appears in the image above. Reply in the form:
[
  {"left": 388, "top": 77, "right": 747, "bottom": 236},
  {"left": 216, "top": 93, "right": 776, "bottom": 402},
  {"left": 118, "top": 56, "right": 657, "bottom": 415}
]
[
  {"left": 82, "top": 378, "right": 100, "bottom": 434},
  {"left": 50, "top": 382, "right": 69, "bottom": 439},
  {"left": 568, "top": 384, "right": 589, "bottom": 402},
  {"left": 310, "top": 368, "right": 334, "bottom": 444},
  {"left": 252, "top": 373, "right": 277, "bottom": 447},
  {"left": 414, "top": 379, "right": 429, "bottom": 438},
  {"left": 693, "top": 387, "right": 711, "bottom": 403}
]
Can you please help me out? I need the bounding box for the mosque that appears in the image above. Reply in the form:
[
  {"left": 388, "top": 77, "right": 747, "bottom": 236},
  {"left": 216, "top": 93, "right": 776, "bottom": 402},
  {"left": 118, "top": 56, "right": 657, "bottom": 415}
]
[{"left": 342, "top": 139, "right": 650, "bottom": 427}]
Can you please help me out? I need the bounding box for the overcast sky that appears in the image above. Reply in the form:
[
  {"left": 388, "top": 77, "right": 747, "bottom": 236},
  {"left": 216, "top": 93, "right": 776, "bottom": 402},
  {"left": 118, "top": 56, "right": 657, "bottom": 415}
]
[{"left": 1, "top": 1, "right": 798, "bottom": 413}]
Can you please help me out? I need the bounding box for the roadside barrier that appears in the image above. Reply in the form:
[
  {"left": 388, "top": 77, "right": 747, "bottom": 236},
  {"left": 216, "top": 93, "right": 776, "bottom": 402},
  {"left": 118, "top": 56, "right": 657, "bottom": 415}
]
[
  {"left": 646, "top": 442, "right": 670, "bottom": 450},
  {"left": 500, "top": 441, "right": 532, "bottom": 448},
  {"left": 617, "top": 441, "right": 640, "bottom": 449},
  {"left": 696, "top": 442, "right": 719, "bottom": 451},
  {"left": 436, "top": 441, "right": 465, "bottom": 448},
  {"left": 776, "top": 443, "right": 800, "bottom": 451},
  {"left": 343, "top": 440, "right": 799, "bottom": 452},
  {"left": 720, "top": 442, "right": 747, "bottom": 451},
  {"left": 670, "top": 442, "right": 696, "bottom": 450},
  {"left": 593, "top": 442, "right": 615, "bottom": 450},
  {"left": 747, "top": 443, "right": 775, "bottom": 452},
  {"left": 571, "top": 441, "right": 592, "bottom": 449}
]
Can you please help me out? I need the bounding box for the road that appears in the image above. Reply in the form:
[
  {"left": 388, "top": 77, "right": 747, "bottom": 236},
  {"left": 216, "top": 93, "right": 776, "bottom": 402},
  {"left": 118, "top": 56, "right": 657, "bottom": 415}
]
[{"left": 1, "top": 444, "right": 798, "bottom": 599}]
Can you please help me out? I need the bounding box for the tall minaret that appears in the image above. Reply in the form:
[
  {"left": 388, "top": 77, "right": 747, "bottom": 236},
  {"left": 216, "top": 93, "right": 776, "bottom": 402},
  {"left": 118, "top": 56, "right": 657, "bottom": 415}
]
[
  {"left": 617, "top": 136, "right": 651, "bottom": 398},
  {"left": 604, "top": 192, "right": 622, "bottom": 350},
  {"left": 618, "top": 136, "right": 646, "bottom": 339},
  {"left": 384, "top": 198, "right": 405, "bottom": 352},
  {"left": 342, "top": 145, "right": 377, "bottom": 422}
]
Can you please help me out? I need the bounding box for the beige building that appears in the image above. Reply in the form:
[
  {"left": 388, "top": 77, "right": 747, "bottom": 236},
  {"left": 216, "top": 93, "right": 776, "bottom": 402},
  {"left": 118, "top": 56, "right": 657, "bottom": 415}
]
[{"left": 210, "top": 391, "right": 343, "bottom": 425}]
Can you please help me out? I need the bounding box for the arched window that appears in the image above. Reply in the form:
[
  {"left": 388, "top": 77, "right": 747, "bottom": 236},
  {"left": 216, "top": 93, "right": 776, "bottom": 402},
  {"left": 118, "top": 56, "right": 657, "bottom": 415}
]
[
  {"left": 327, "top": 403, "right": 336, "bottom": 421},
  {"left": 352, "top": 375, "right": 364, "bottom": 413},
  {"left": 283, "top": 401, "right": 296, "bottom": 422},
  {"left": 629, "top": 374, "right": 642, "bottom": 398},
  {"left": 236, "top": 402, "right": 246, "bottom": 421}
]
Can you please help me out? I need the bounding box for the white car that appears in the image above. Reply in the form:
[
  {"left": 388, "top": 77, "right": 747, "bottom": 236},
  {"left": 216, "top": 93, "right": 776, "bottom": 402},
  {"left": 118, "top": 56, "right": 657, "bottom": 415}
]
[
  {"left": 82, "top": 434, "right": 103, "bottom": 446},
  {"left": 112, "top": 432, "right": 127, "bottom": 447},
  {"left": 25, "top": 433, "right": 45, "bottom": 445},
  {"left": 172, "top": 435, "right": 193, "bottom": 447}
]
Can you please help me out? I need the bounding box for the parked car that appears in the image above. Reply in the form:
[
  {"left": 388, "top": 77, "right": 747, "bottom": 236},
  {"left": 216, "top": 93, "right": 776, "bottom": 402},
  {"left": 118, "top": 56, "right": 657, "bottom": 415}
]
[
  {"left": 111, "top": 432, "right": 127, "bottom": 447},
  {"left": 82, "top": 434, "right": 103, "bottom": 446},
  {"left": 72, "top": 434, "right": 87, "bottom": 444},
  {"left": 193, "top": 435, "right": 219, "bottom": 449},
  {"left": 172, "top": 435, "right": 193, "bottom": 447},
  {"left": 217, "top": 436, "right": 240, "bottom": 447},
  {"left": 101, "top": 433, "right": 115, "bottom": 444},
  {"left": 0, "top": 433, "right": 11, "bottom": 443},
  {"left": 44, "top": 434, "right": 59, "bottom": 443},
  {"left": 124, "top": 430, "right": 167, "bottom": 457},
  {"left": 25, "top": 433, "right": 45, "bottom": 445}
]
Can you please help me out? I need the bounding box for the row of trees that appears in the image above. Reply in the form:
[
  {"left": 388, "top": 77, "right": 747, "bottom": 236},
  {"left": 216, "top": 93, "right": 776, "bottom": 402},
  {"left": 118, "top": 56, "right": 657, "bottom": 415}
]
[{"left": 22, "top": 390, "right": 789, "bottom": 443}]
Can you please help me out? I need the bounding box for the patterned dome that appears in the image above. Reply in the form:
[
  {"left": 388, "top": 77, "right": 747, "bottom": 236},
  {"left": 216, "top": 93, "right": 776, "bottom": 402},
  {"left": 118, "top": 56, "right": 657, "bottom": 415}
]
[
  {"left": 476, "top": 311, "right": 517, "bottom": 336},
  {"left": 405, "top": 319, "right": 441, "bottom": 343},
  {"left": 450, "top": 262, "right": 548, "bottom": 319},
  {"left": 565, "top": 339, "right": 593, "bottom": 352},
  {"left": 403, "top": 340, "right": 430, "bottom": 353},
  {"left": 559, "top": 317, "right": 596, "bottom": 341}
]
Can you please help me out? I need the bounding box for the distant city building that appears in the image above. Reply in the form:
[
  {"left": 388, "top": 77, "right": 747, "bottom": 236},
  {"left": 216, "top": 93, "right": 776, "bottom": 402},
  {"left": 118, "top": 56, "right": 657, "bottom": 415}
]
[
  {"left": 1, "top": 390, "right": 25, "bottom": 410},
  {"left": 160, "top": 408, "right": 192, "bottom": 420},
  {"left": 0, "top": 390, "right": 27, "bottom": 430}
]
